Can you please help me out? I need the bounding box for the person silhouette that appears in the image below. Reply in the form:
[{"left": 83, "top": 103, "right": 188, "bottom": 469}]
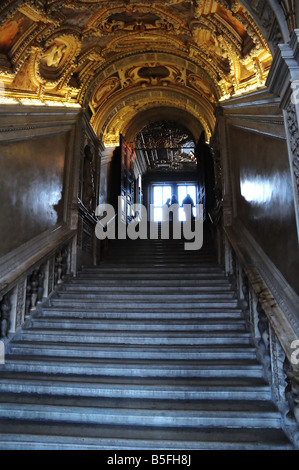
[
  {"left": 170, "top": 195, "right": 179, "bottom": 221},
  {"left": 162, "top": 198, "right": 171, "bottom": 221},
  {"left": 182, "top": 194, "right": 195, "bottom": 222}
]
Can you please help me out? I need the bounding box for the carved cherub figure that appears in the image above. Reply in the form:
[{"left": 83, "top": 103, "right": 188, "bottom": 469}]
[{"left": 41, "top": 43, "right": 67, "bottom": 67}]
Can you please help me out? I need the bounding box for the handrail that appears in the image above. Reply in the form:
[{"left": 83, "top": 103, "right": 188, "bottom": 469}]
[
  {"left": 0, "top": 227, "right": 77, "bottom": 342},
  {"left": 222, "top": 224, "right": 299, "bottom": 447},
  {"left": 0, "top": 226, "right": 76, "bottom": 298}
]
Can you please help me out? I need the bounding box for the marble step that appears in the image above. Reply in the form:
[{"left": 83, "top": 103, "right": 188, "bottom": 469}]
[
  {"left": 2, "top": 357, "right": 264, "bottom": 378},
  {"left": 68, "top": 278, "right": 232, "bottom": 286},
  {"left": 39, "top": 307, "right": 244, "bottom": 319},
  {"left": 20, "top": 329, "right": 252, "bottom": 346},
  {"left": 80, "top": 266, "right": 225, "bottom": 273},
  {"left": 8, "top": 342, "right": 258, "bottom": 360},
  {"left": 77, "top": 273, "right": 228, "bottom": 281},
  {"left": 53, "top": 291, "right": 236, "bottom": 301},
  {"left": 0, "top": 422, "right": 292, "bottom": 450},
  {"left": 0, "top": 396, "right": 282, "bottom": 429},
  {"left": 30, "top": 317, "right": 247, "bottom": 331},
  {"left": 61, "top": 284, "right": 234, "bottom": 293},
  {"left": 49, "top": 299, "right": 239, "bottom": 309},
  {"left": 0, "top": 374, "right": 271, "bottom": 400},
  {"left": 101, "top": 257, "right": 216, "bottom": 262}
]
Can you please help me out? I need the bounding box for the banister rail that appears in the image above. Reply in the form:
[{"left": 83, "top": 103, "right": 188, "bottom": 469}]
[
  {"left": 0, "top": 227, "right": 77, "bottom": 345},
  {"left": 223, "top": 225, "right": 299, "bottom": 448}
]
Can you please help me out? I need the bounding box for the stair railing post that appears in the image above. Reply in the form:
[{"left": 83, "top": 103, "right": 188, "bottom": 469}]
[
  {"left": 37, "top": 265, "right": 45, "bottom": 304},
  {"left": 29, "top": 269, "right": 39, "bottom": 312},
  {"left": 0, "top": 293, "right": 11, "bottom": 339},
  {"left": 55, "top": 251, "right": 63, "bottom": 285}
]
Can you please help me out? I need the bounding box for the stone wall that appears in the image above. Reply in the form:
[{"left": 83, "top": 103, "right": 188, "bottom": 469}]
[
  {"left": 0, "top": 132, "right": 68, "bottom": 257},
  {"left": 229, "top": 125, "right": 299, "bottom": 294},
  {"left": 0, "top": 105, "right": 81, "bottom": 274},
  {"left": 215, "top": 89, "right": 299, "bottom": 319}
]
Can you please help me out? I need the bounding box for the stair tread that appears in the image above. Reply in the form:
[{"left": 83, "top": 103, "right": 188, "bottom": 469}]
[
  {"left": 3, "top": 355, "right": 263, "bottom": 367},
  {"left": 10, "top": 340, "right": 256, "bottom": 350},
  {"left": 32, "top": 317, "right": 246, "bottom": 325},
  {"left": 0, "top": 237, "right": 293, "bottom": 449},
  {"left": 0, "top": 399, "right": 280, "bottom": 416},
  {"left": 0, "top": 421, "right": 292, "bottom": 450},
  {"left": 24, "top": 328, "right": 251, "bottom": 337},
  {"left": 0, "top": 393, "right": 276, "bottom": 410},
  {"left": 0, "top": 369, "right": 269, "bottom": 385}
]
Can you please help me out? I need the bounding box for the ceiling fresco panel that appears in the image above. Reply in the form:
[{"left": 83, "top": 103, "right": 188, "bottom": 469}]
[{"left": 0, "top": 0, "right": 290, "bottom": 141}]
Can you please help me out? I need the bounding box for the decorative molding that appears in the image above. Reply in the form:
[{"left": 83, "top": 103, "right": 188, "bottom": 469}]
[
  {"left": 0, "top": 0, "right": 273, "bottom": 132},
  {"left": 278, "top": 0, "right": 296, "bottom": 35},
  {"left": 15, "top": 276, "right": 26, "bottom": 329},
  {"left": 285, "top": 101, "right": 299, "bottom": 239}
]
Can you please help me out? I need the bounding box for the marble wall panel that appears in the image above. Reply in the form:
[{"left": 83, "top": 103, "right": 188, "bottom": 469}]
[
  {"left": 230, "top": 125, "right": 299, "bottom": 294},
  {"left": 0, "top": 132, "right": 69, "bottom": 257}
]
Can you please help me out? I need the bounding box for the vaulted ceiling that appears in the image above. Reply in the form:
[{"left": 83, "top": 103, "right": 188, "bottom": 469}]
[{"left": 0, "top": 1, "right": 291, "bottom": 146}]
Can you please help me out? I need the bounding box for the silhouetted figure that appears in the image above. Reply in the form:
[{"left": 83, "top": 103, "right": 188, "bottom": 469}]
[
  {"left": 171, "top": 195, "right": 178, "bottom": 205},
  {"left": 182, "top": 194, "right": 195, "bottom": 222},
  {"left": 162, "top": 198, "right": 171, "bottom": 221},
  {"left": 170, "top": 195, "right": 179, "bottom": 222}
]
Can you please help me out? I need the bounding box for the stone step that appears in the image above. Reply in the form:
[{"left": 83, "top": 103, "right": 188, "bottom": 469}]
[
  {"left": 61, "top": 285, "right": 234, "bottom": 293},
  {"left": 8, "top": 342, "right": 258, "bottom": 360},
  {"left": 0, "top": 374, "right": 271, "bottom": 400},
  {"left": 2, "top": 356, "right": 264, "bottom": 378},
  {"left": 102, "top": 251, "right": 215, "bottom": 256},
  {"left": 0, "top": 234, "right": 292, "bottom": 450},
  {"left": 69, "top": 278, "right": 232, "bottom": 286},
  {"left": 49, "top": 299, "right": 239, "bottom": 309},
  {"left": 101, "top": 257, "right": 215, "bottom": 262},
  {"left": 20, "top": 329, "right": 252, "bottom": 346},
  {"left": 39, "top": 307, "right": 244, "bottom": 319},
  {"left": 103, "top": 255, "right": 216, "bottom": 260},
  {"left": 77, "top": 273, "right": 228, "bottom": 280},
  {"left": 0, "top": 398, "right": 282, "bottom": 429},
  {"left": 53, "top": 291, "right": 236, "bottom": 301},
  {"left": 0, "top": 422, "right": 292, "bottom": 450},
  {"left": 31, "top": 317, "right": 247, "bottom": 331},
  {"left": 80, "top": 267, "right": 225, "bottom": 274}
]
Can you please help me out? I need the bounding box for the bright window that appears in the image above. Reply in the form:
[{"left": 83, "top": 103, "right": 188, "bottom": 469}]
[
  {"left": 152, "top": 185, "right": 172, "bottom": 221},
  {"left": 151, "top": 184, "right": 197, "bottom": 222}
]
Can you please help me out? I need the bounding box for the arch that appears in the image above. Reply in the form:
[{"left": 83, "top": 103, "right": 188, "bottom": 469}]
[
  {"left": 92, "top": 85, "right": 215, "bottom": 147},
  {"left": 124, "top": 107, "right": 205, "bottom": 146}
]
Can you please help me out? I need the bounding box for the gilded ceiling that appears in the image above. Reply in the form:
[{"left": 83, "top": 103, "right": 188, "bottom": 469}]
[{"left": 0, "top": 0, "right": 290, "bottom": 146}]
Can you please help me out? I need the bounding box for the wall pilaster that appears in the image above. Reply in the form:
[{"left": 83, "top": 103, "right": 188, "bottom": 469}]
[{"left": 212, "top": 107, "right": 234, "bottom": 228}]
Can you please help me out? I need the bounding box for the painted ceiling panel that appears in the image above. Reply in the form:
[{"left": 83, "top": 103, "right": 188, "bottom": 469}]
[{"left": 0, "top": 0, "right": 283, "bottom": 143}]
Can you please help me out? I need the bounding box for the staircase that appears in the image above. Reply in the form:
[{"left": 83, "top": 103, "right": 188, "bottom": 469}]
[{"left": 0, "top": 228, "right": 294, "bottom": 449}]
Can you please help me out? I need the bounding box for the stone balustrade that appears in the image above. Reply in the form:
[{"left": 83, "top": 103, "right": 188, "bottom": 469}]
[
  {"left": 0, "top": 234, "right": 75, "bottom": 344},
  {"left": 223, "top": 229, "right": 299, "bottom": 448}
]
